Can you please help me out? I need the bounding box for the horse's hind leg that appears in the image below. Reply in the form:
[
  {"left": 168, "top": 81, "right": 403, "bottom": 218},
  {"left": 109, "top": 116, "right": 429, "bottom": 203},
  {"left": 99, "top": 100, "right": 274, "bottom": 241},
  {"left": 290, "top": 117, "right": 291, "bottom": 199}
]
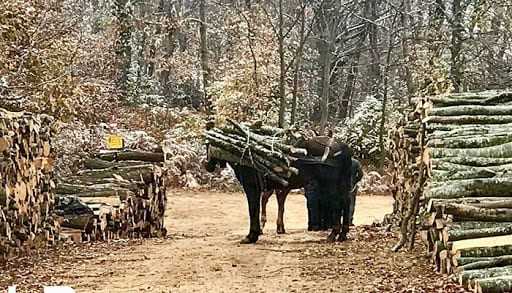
[
  {"left": 276, "top": 188, "right": 290, "bottom": 234},
  {"left": 260, "top": 190, "right": 273, "bottom": 232},
  {"left": 338, "top": 189, "right": 352, "bottom": 242}
]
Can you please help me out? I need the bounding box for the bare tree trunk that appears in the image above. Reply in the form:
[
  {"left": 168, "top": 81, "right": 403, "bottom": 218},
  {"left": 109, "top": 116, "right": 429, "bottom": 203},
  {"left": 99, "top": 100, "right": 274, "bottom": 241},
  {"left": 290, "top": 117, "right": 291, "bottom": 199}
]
[
  {"left": 401, "top": 0, "right": 415, "bottom": 105},
  {"left": 278, "top": 0, "right": 286, "bottom": 128},
  {"left": 450, "top": 0, "right": 464, "bottom": 92},
  {"left": 290, "top": 6, "right": 306, "bottom": 126},
  {"left": 367, "top": 0, "right": 381, "bottom": 95},
  {"left": 319, "top": 33, "right": 331, "bottom": 134},
  {"left": 199, "top": 0, "right": 210, "bottom": 112},
  {"left": 113, "top": 0, "right": 132, "bottom": 101}
]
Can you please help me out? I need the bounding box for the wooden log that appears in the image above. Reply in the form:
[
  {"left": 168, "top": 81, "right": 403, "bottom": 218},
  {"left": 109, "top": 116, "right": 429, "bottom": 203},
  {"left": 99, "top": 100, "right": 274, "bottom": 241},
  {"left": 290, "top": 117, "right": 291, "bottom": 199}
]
[
  {"left": 434, "top": 157, "right": 512, "bottom": 167},
  {"left": 428, "top": 133, "right": 512, "bottom": 149},
  {"left": 97, "top": 151, "right": 164, "bottom": 162},
  {"left": 444, "top": 226, "right": 512, "bottom": 242},
  {"left": 429, "top": 124, "right": 512, "bottom": 140},
  {"left": 432, "top": 161, "right": 512, "bottom": 173},
  {"left": 449, "top": 221, "right": 512, "bottom": 230},
  {"left": 431, "top": 142, "right": 512, "bottom": 159},
  {"left": 441, "top": 203, "right": 512, "bottom": 222},
  {"left": 427, "top": 198, "right": 512, "bottom": 213},
  {"left": 459, "top": 265, "right": 512, "bottom": 287},
  {"left": 459, "top": 255, "right": 512, "bottom": 271},
  {"left": 429, "top": 91, "right": 512, "bottom": 107},
  {"left": 430, "top": 105, "right": 512, "bottom": 117},
  {"left": 456, "top": 244, "right": 512, "bottom": 258},
  {"left": 56, "top": 182, "right": 137, "bottom": 195},
  {"left": 426, "top": 178, "right": 512, "bottom": 199},
  {"left": 473, "top": 275, "right": 512, "bottom": 293},
  {"left": 432, "top": 169, "right": 498, "bottom": 181},
  {"left": 425, "top": 115, "right": 512, "bottom": 125},
  {"left": 455, "top": 257, "right": 497, "bottom": 268},
  {"left": 59, "top": 189, "right": 133, "bottom": 198},
  {"left": 83, "top": 159, "right": 148, "bottom": 170}
]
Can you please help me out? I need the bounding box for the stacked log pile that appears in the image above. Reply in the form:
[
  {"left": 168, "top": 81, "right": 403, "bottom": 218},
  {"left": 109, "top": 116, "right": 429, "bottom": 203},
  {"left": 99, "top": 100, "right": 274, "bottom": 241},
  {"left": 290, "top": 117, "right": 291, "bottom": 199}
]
[
  {"left": 0, "top": 109, "right": 57, "bottom": 259},
  {"left": 56, "top": 150, "right": 168, "bottom": 242},
  {"left": 205, "top": 119, "right": 308, "bottom": 187},
  {"left": 390, "top": 91, "right": 512, "bottom": 292}
]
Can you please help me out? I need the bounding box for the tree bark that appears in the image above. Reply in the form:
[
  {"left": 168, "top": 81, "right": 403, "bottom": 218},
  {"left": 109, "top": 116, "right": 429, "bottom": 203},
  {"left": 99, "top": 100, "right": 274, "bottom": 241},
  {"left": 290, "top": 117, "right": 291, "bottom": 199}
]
[
  {"left": 445, "top": 226, "right": 512, "bottom": 242},
  {"left": 97, "top": 151, "right": 164, "bottom": 162},
  {"left": 456, "top": 244, "right": 512, "bottom": 258},
  {"left": 459, "top": 265, "right": 512, "bottom": 287},
  {"left": 430, "top": 105, "right": 512, "bottom": 117},
  {"left": 426, "top": 178, "right": 512, "bottom": 199},
  {"left": 473, "top": 275, "right": 512, "bottom": 293},
  {"left": 199, "top": 0, "right": 210, "bottom": 112},
  {"left": 441, "top": 203, "right": 512, "bottom": 222},
  {"left": 431, "top": 142, "right": 512, "bottom": 159},
  {"left": 459, "top": 255, "right": 512, "bottom": 271},
  {"left": 277, "top": 0, "right": 286, "bottom": 128}
]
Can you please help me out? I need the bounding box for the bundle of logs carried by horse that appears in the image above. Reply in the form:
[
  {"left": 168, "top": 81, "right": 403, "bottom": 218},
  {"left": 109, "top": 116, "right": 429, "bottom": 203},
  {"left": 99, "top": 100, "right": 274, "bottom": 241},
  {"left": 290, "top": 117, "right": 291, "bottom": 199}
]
[{"left": 389, "top": 90, "right": 512, "bottom": 292}]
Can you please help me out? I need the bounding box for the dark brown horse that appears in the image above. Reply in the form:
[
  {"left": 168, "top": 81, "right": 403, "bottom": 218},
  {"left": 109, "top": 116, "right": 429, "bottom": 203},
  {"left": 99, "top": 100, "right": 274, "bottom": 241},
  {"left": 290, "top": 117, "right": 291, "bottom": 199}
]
[{"left": 206, "top": 137, "right": 352, "bottom": 243}]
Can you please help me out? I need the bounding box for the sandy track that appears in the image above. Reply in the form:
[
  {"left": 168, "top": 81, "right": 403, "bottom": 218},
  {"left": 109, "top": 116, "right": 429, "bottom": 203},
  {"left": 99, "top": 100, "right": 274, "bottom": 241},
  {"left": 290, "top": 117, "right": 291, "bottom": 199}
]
[{"left": 1, "top": 191, "right": 465, "bottom": 292}]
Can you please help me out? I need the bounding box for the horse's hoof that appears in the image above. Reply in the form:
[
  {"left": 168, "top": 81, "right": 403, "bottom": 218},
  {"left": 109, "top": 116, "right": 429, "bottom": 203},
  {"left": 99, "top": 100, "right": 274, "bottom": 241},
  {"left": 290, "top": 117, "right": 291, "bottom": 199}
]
[
  {"left": 277, "top": 228, "right": 286, "bottom": 234},
  {"left": 327, "top": 233, "right": 337, "bottom": 243},
  {"left": 240, "top": 236, "right": 258, "bottom": 244},
  {"left": 337, "top": 233, "right": 348, "bottom": 242}
]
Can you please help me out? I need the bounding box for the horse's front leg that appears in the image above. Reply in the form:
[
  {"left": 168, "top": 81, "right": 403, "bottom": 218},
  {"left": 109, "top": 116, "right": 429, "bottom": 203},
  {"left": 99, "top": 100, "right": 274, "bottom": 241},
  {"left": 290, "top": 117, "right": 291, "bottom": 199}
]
[
  {"left": 241, "top": 186, "right": 262, "bottom": 244},
  {"left": 276, "top": 188, "right": 290, "bottom": 234}
]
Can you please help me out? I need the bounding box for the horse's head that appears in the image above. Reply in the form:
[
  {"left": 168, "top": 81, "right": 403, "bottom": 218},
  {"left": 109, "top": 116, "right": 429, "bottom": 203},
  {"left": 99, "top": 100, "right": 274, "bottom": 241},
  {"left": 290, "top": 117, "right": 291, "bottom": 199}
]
[{"left": 205, "top": 143, "right": 227, "bottom": 173}]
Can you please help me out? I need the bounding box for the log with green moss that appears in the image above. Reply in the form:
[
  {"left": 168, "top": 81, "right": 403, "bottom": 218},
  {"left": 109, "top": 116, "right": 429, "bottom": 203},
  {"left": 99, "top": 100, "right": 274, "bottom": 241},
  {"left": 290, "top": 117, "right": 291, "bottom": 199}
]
[
  {"left": 458, "top": 265, "right": 512, "bottom": 287},
  {"left": 427, "top": 198, "right": 512, "bottom": 213},
  {"left": 430, "top": 105, "right": 512, "bottom": 117},
  {"left": 97, "top": 151, "right": 164, "bottom": 162},
  {"left": 432, "top": 161, "right": 512, "bottom": 173},
  {"left": 431, "top": 169, "right": 498, "bottom": 181},
  {"left": 454, "top": 257, "right": 497, "bottom": 268},
  {"left": 428, "top": 133, "right": 512, "bottom": 149},
  {"left": 425, "top": 115, "right": 512, "bottom": 125},
  {"left": 433, "top": 157, "right": 512, "bottom": 167},
  {"left": 431, "top": 142, "right": 512, "bottom": 159},
  {"left": 425, "top": 178, "right": 512, "bottom": 199},
  {"left": 456, "top": 245, "right": 512, "bottom": 258},
  {"left": 440, "top": 203, "right": 512, "bottom": 222},
  {"left": 458, "top": 255, "right": 512, "bottom": 271},
  {"left": 444, "top": 226, "right": 512, "bottom": 242},
  {"left": 449, "top": 221, "right": 512, "bottom": 230},
  {"left": 83, "top": 159, "right": 148, "bottom": 170},
  {"left": 429, "top": 91, "right": 512, "bottom": 107},
  {"left": 473, "top": 275, "right": 512, "bottom": 293}
]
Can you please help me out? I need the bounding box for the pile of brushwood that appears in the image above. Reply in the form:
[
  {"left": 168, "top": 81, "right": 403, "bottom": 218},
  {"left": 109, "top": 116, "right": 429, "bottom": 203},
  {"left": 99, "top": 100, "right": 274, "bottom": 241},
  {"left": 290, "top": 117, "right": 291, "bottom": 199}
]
[
  {"left": 389, "top": 90, "right": 512, "bottom": 292},
  {"left": 205, "top": 119, "right": 310, "bottom": 187},
  {"left": 0, "top": 109, "right": 57, "bottom": 259},
  {"left": 55, "top": 149, "right": 168, "bottom": 242}
]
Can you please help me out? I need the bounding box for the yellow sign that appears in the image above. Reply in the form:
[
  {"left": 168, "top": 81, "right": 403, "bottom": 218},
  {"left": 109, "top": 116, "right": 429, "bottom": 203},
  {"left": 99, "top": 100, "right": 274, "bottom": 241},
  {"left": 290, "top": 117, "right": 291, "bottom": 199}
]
[{"left": 106, "top": 134, "right": 124, "bottom": 150}]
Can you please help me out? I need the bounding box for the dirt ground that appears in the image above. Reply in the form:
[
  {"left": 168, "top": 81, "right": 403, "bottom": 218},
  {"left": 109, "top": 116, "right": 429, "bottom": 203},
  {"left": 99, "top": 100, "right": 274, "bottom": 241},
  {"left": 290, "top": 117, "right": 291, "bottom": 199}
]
[{"left": 1, "top": 191, "right": 466, "bottom": 292}]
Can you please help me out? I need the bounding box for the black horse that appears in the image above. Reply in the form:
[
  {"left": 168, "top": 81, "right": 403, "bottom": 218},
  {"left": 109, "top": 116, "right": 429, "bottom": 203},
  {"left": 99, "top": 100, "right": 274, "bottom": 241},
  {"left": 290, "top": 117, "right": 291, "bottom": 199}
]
[{"left": 205, "top": 143, "right": 352, "bottom": 244}]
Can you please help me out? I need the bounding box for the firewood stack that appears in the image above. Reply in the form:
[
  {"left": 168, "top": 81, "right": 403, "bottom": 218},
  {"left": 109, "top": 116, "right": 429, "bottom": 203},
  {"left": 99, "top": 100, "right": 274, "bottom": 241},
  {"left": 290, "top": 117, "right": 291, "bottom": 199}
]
[
  {"left": 0, "top": 109, "right": 58, "bottom": 259},
  {"left": 56, "top": 150, "right": 168, "bottom": 242},
  {"left": 205, "top": 119, "right": 307, "bottom": 187},
  {"left": 390, "top": 90, "right": 512, "bottom": 292}
]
